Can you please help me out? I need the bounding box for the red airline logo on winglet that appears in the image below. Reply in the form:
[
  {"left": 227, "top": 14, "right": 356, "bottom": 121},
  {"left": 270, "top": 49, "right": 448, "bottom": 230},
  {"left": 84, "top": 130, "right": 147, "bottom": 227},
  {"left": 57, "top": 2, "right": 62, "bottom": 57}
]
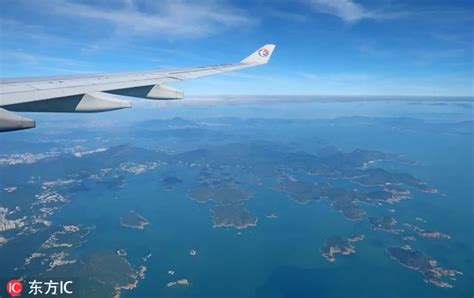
[{"left": 258, "top": 48, "right": 270, "bottom": 57}]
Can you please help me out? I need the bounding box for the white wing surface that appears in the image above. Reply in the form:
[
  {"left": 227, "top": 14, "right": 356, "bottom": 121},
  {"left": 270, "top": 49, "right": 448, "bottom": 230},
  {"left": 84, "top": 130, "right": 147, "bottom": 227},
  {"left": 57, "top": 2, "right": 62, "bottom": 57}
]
[{"left": 0, "top": 44, "right": 276, "bottom": 131}]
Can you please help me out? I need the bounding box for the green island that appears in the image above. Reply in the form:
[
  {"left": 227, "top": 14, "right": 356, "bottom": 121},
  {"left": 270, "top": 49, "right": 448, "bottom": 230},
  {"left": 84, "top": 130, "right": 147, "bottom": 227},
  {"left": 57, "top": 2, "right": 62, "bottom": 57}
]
[
  {"left": 274, "top": 176, "right": 331, "bottom": 204},
  {"left": 178, "top": 142, "right": 437, "bottom": 225},
  {"left": 403, "top": 223, "right": 451, "bottom": 239},
  {"left": 387, "top": 246, "right": 462, "bottom": 288},
  {"left": 368, "top": 216, "right": 403, "bottom": 234},
  {"left": 45, "top": 250, "right": 141, "bottom": 298},
  {"left": 188, "top": 182, "right": 252, "bottom": 205},
  {"left": 320, "top": 234, "right": 365, "bottom": 262},
  {"left": 210, "top": 205, "right": 258, "bottom": 229},
  {"left": 120, "top": 211, "right": 149, "bottom": 229},
  {"left": 275, "top": 175, "right": 365, "bottom": 220},
  {"left": 188, "top": 173, "right": 256, "bottom": 229}
]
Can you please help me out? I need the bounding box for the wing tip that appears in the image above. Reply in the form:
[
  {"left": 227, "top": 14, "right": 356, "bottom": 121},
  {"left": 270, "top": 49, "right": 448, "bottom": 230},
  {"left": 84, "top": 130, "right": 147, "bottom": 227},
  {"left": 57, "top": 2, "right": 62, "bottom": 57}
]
[{"left": 241, "top": 44, "right": 276, "bottom": 65}]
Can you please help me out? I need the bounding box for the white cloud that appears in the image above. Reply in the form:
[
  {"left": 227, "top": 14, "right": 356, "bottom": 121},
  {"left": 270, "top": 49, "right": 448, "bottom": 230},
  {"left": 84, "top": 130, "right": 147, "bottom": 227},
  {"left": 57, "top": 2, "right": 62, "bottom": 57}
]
[
  {"left": 0, "top": 50, "right": 99, "bottom": 75},
  {"left": 1, "top": 50, "right": 87, "bottom": 67},
  {"left": 309, "top": 0, "right": 403, "bottom": 23},
  {"left": 300, "top": 72, "right": 372, "bottom": 82},
  {"left": 310, "top": 0, "right": 372, "bottom": 22},
  {"left": 48, "top": 0, "right": 255, "bottom": 38}
]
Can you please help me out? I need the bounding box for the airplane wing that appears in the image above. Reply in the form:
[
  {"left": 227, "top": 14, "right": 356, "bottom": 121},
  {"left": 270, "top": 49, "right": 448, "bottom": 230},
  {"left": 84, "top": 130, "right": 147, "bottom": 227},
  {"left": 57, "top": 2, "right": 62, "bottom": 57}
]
[{"left": 0, "top": 44, "right": 276, "bottom": 132}]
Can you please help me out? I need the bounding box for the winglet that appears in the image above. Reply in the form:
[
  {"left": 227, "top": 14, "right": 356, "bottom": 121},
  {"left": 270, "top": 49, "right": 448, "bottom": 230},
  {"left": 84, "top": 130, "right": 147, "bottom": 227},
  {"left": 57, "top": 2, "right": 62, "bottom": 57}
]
[{"left": 240, "top": 44, "right": 276, "bottom": 65}]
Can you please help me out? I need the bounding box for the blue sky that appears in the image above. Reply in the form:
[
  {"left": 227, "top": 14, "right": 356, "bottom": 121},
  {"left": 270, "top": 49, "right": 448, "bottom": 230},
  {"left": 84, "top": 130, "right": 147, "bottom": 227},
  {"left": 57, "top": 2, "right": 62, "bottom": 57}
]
[{"left": 1, "top": 0, "right": 473, "bottom": 96}]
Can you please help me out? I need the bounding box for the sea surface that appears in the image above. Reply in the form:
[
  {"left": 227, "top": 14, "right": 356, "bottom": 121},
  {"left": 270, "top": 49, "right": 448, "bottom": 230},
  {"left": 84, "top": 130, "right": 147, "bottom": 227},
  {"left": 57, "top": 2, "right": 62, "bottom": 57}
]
[{"left": 0, "top": 98, "right": 472, "bottom": 298}]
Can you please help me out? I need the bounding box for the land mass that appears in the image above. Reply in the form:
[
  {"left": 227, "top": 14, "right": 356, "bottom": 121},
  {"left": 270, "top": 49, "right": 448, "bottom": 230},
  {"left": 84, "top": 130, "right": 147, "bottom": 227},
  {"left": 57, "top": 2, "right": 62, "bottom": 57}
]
[
  {"left": 368, "top": 216, "right": 403, "bottom": 234},
  {"left": 188, "top": 182, "right": 252, "bottom": 205},
  {"left": 275, "top": 175, "right": 365, "bottom": 220},
  {"left": 47, "top": 250, "right": 142, "bottom": 298},
  {"left": 404, "top": 224, "right": 451, "bottom": 239},
  {"left": 210, "top": 205, "right": 258, "bottom": 229},
  {"left": 120, "top": 211, "right": 149, "bottom": 230},
  {"left": 320, "top": 234, "right": 365, "bottom": 262},
  {"left": 387, "top": 246, "right": 462, "bottom": 288}
]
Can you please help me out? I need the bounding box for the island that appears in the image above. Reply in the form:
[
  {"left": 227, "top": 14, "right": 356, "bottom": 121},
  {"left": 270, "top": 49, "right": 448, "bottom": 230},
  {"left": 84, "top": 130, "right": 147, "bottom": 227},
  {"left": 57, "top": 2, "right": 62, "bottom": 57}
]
[
  {"left": 0, "top": 236, "right": 7, "bottom": 246},
  {"left": 320, "top": 234, "right": 365, "bottom": 262},
  {"left": 275, "top": 176, "right": 365, "bottom": 220},
  {"left": 181, "top": 142, "right": 437, "bottom": 227},
  {"left": 265, "top": 212, "right": 278, "bottom": 219},
  {"left": 387, "top": 246, "right": 462, "bottom": 288},
  {"left": 283, "top": 146, "right": 436, "bottom": 194},
  {"left": 210, "top": 205, "right": 258, "bottom": 229},
  {"left": 332, "top": 198, "right": 365, "bottom": 221},
  {"left": 142, "top": 253, "right": 152, "bottom": 262},
  {"left": 351, "top": 168, "right": 438, "bottom": 194},
  {"left": 384, "top": 184, "right": 410, "bottom": 196},
  {"left": 41, "top": 225, "right": 94, "bottom": 250},
  {"left": 368, "top": 216, "right": 403, "bottom": 234},
  {"left": 0, "top": 207, "right": 26, "bottom": 232},
  {"left": 188, "top": 174, "right": 257, "bottom": 229},
  {"left": 120, "top": 211, "right": 149, "bottom": 230},
  {"left": 43, "top": 250, "right": 144, "bottom": 298},
  {"left": 274, "top": 175, "right": 328, "bottom": 204},
  {"left": 167, "top": 279, "right": 190, "bottom": 287},
  {"left": 84, "top": 251, "right": 142, "bottom": 298},
  {"left": 3, "top": 186, "right": 17, "bottom": 193},
  {"left": 188, "top": 182, "right": 252, "bottom": 205},
  {"left": 117, "top": 249, "right": 127, "bottom": 256},
  {"left": 404, "top": 224, "right": 451, "bottom": 239},
  {"left": 365, "top": 188, "right": 410, "bottom": 204}
]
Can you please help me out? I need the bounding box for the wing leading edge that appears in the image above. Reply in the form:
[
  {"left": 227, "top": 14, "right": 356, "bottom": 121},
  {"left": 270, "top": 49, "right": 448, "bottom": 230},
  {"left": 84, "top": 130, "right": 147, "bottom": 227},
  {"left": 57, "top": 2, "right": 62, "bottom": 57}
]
[{"left": 0, "top": 44, "right": 276, "bottom": 132}]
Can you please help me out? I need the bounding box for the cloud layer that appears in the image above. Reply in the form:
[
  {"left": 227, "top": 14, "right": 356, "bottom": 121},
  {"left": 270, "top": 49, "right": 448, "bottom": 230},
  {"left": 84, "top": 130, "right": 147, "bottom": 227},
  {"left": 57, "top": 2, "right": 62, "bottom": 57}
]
[
  {"left": 309, "top": 0, "right": 403, "bottom": 23},
  {"left": 49, "top": 0, "right": 255, "bottom": 38}
]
